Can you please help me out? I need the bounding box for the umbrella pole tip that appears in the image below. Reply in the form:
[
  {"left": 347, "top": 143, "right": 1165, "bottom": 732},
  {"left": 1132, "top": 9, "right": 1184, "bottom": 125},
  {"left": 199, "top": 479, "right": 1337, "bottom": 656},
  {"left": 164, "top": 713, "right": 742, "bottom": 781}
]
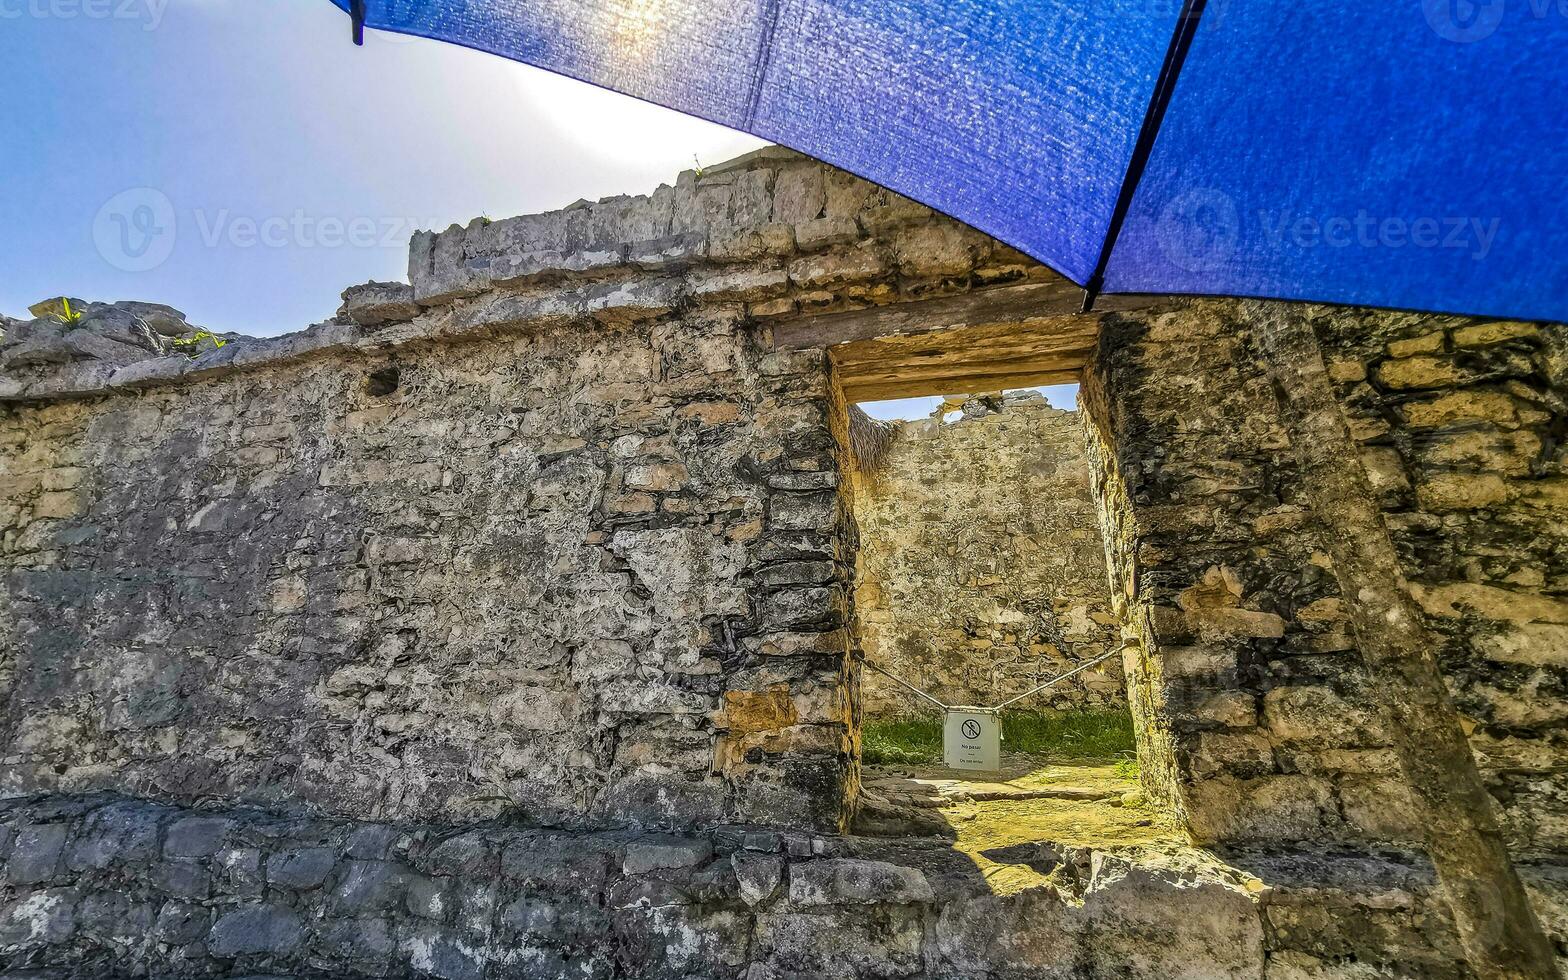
[
  {"left": 350, "top": 0, "right": 365, "bottom": 45},
  {"left": 1079, "top": 272, "right": 1105, "bottom": 314}
]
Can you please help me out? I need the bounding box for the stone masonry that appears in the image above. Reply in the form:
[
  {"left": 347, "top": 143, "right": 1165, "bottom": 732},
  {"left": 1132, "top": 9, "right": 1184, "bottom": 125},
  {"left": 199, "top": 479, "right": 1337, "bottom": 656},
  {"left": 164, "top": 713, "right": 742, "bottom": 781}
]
[
  {"left": 0, "top": 306, "right": 853, "bottom": 833},
  {"left": 8, "top": 790, "right": 1560, "bottom": 980},
  {"left": 851, "top": 391, "right": 1123, "bottom": 716},
  {"left": 0, "top": 147, "right": 1038, "bottom": 838},
  {"left": 2, "top": 147, "right": 1567, "bottom": 975},
  {"left": 1082, "top": 302, "right": 1568, "bottom": 852}
]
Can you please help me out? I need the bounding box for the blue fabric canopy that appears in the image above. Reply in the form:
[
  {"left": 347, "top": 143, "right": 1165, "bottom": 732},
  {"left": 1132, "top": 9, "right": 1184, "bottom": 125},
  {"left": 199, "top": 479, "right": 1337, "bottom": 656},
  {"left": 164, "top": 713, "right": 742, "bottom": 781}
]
[{"left": 327, "top": 0, "right": 1567, "bottom": 322}]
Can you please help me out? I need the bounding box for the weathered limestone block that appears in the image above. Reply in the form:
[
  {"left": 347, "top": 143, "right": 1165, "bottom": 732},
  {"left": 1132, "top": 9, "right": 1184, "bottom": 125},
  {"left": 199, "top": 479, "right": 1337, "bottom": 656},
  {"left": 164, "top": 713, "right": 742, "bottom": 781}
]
[
  {"left": 628, "top": 231, "right": 704, "bottom": 270},
  {"left": 891, "top": 222, "right": 980, "bottom": 278},
  {"left": 338, "top": 280, "right": 420, "bottom": 326},
  {"left": 623, "top": 836, "right": 713, "bottom": 874},
  {"left": 732, "top": 851, "right": 784, "bottom": 906},
  {"left": 787, "top": 245, "right": 890, "bottom": 289},
  {"left": 689, "top": 267, "right": 790, "bottom": 303},
  {"left": 207, "top": 904, "right": 306, "bottom": 956},
  {"left": 788, "top": 858, "right": 935, "bottom": 906},
  {"left": 1262, "top": 685, "right": 1389, "bottom": 747},
  {"left": 0, "top": 300, "right": 203, "bottom": 375},
  {"left": 795, "top": 216, "right": 860, "bottom": 252},
  {"left": 588, "top": 191, "right": 674, "bottom": 246},
  {"left": 859, "top": 195, "right": 934, "bottom": 234},
  {"left": 728, "top": 167, "right": 775, "bottom": 227},
  {"left": 771, "top": 165, "right": 826, "bottom": 224},
  {"left": 408, "top": 226, "right": 483, "bottom": 305}
]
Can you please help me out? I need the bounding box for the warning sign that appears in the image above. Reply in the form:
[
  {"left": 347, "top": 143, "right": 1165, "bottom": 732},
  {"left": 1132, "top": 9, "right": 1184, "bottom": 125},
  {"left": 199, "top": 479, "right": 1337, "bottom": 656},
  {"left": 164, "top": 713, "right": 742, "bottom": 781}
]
[{"left": 943, "top": 708, "right": 1000, "bottom": 772}]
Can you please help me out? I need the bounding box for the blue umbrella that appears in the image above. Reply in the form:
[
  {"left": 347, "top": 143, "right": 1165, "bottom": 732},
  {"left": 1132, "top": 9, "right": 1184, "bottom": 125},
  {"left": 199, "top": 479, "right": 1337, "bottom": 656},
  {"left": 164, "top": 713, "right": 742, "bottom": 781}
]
[{"left": 324, "top": 0, "right": 1566, "bottom": 322}]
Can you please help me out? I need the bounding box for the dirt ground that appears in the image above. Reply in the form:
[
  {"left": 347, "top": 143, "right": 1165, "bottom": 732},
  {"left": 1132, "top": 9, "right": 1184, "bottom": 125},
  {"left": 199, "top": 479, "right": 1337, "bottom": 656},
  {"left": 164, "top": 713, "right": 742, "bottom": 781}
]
[{"left": 857, "top": 752, "right": 1185, "bottom": 894}]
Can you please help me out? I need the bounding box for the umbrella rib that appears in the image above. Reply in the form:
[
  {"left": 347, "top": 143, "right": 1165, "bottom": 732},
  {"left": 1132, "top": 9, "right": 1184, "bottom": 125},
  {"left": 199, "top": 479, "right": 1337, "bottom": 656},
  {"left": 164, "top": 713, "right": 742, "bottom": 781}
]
[
  {"left": 1080, "top": 0, "right": 1209, "bottom": 311},
  {"left": 742, "top": 0, "right": 784, "bottom": 129}
]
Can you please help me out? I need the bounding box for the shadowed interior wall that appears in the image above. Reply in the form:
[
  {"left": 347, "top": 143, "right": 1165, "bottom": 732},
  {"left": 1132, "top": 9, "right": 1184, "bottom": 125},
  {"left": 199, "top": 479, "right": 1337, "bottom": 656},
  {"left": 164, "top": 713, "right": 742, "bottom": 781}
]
[{"left": 850, "top": 393, "right": 1123, "bottom": 717}]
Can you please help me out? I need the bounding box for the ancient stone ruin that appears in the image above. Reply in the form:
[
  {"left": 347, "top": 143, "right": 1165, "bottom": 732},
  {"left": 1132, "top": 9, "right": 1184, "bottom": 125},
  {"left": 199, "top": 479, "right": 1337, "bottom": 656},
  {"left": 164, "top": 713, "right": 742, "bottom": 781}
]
[
  {"left": 850, "top": 392, "right": 1124, "bottom": 716},
  {"left": 1, "top": 146, "right": 1565, "bottom": 977}
]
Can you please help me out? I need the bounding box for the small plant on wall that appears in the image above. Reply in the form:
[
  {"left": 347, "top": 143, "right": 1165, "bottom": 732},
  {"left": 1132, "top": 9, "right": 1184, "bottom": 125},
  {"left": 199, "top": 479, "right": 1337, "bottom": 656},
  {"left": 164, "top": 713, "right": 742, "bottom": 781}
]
[
  {"left": 52, "top": 297, "right": 84, "bottom": 326},
  {"left": 168, "top": 330, "right": 228, "bottom": 357}
]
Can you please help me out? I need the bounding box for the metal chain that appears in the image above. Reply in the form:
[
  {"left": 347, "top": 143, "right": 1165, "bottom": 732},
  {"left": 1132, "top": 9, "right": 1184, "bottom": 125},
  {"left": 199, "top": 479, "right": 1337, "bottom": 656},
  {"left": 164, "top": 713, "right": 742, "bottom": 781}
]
[
  {"left": 857, "top": 642, "right": 1132, "bottom": 713},
  {"left": 989, "top": 644, "right": 1130, "bottom": 710},
  {"left": 859, "top": 658, "right": 949, "bottom": 711}
]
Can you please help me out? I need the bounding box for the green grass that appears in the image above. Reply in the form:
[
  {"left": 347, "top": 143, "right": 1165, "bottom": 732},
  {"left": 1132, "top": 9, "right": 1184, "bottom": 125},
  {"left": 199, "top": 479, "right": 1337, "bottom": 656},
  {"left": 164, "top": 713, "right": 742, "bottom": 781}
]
[{"left": 862, "top": 709, "right": 1138, "bottom": 768}]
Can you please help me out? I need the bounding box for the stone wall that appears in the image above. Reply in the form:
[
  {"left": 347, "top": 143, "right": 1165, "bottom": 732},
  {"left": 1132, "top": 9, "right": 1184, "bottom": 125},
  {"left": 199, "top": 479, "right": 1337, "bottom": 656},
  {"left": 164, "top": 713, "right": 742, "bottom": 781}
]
[
  {"left": 8, "top": 790, "right": 1559, "bottom": 980},
  {"left": 0, "top": 148, "right": 1046, "bottom": 837},
  {"left": 1083, "top": 301, "right": 1568, "bottom": 852},
  {"left": 4, "top": 146, "right": 1568, "bottom": 976},
  {"left": 851, "top": 392, "right": 1123, "bottom": 716},
  {"left": 0, "top": 310, "right": 855, "bottom": 833}
]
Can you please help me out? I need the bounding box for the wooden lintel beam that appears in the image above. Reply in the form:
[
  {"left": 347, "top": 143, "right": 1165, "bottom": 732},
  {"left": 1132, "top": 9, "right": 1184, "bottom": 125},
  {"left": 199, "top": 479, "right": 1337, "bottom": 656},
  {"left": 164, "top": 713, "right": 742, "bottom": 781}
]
[
  {"left": 835, "top": 348, "right": 1093, "bottom": 387},
  {"left": 828, "top": 317, "right": 1098, "bottom": 365},
  {"left": 769, "top": 278, "right": 1160, "bottom": 351}
]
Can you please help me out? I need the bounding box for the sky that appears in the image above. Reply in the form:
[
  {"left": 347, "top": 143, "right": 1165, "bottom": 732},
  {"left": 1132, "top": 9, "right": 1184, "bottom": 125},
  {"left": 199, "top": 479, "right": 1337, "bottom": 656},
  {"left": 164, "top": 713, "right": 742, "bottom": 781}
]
[
  {"left": 1, "top": 0, "right": 767, "bottom": 336},
  {"left": 859, "top": 385, "right": 1080, "bottom": 421},
  {"left": 1, "top": 1, "right": 1079, "bottom": 419}
]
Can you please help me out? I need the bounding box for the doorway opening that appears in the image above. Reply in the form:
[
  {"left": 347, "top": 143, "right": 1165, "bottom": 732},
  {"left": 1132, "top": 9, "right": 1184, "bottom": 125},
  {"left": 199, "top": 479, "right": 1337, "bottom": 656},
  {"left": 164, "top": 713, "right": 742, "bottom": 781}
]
[{"left": 839, "top": 383, "right": 1158, "bottom": 851}]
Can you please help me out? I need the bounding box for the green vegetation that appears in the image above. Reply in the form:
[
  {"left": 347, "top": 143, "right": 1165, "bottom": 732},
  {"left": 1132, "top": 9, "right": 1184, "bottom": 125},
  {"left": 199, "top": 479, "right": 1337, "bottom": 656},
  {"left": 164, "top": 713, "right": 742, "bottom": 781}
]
[
  {"left": 862, "top": 709, "right": 1137, "bottom": 768},
  {"left": 861, "top": 716, "right": 946, "bottom": 766},
  {"left": 168, "top": 330, "right": 228, "bottom": 357},
  {"left": 53, "top": 297, "right": 83, "bottom": 325}
]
